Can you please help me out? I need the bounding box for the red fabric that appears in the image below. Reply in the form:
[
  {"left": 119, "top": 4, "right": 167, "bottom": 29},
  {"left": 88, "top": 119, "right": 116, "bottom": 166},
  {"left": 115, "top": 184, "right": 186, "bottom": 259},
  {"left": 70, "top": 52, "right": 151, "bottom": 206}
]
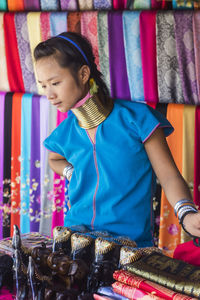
[
  {"left": 4, "top": 13, "right": 25, "bottom": 92},
  {"left": 151, "top": 0, "right": 162, "bottom": 8},
  {"left": 194, "top": 107, "right": 200, "bottom": 208},
  {"left": 113, "top": 270, "right": 195, "bottom": 300},
  {"left": 11, "top": 93, "right": 22, "bottom": 236},
  {"left": 173, "top": 240, "right": 200, "bottom": 266},
  {"left": 140, "top": 11, "right": 158, "bottom": 108},
  {"left": 113, "top": 0, "right": 126, "bottom": 9}
]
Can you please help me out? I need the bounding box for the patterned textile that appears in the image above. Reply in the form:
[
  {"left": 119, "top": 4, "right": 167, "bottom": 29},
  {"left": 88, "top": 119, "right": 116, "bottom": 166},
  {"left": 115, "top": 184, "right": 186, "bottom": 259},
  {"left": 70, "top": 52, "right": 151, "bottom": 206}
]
[
  {"left": 10, "top": 93, "right": 22, "bottom": 236},
  {"left": 113, "top": 269, "right": 195, "bottom": 300},
  {"left": 15, "top": 13, "right": 37, "bottom": 93},
  {"left": 193, "top": 11, "right": 200, "bottom": 102},
  {"left": 108, "top": 12, "right": 131, "bottom": 100},
  {"left": 156, "top": 12, "right": 183, "bottom": 104},
  {"left": 133, "top": 0, "right": 151, "bottom": 9},
  {"left": 81, "top": 11, "right": 100, "bottom": 69},
  {"left": 67, "top": 12, "right": 81, "bottom": 33},
  {"left": 172, "top": 0, "right": 194, "bottom": 9},
  {"left": 3, "top": 93, "right": 13, "bottom": 238},
  {"left": 30, "top": 95, "right": 40, "bottom": 232},
  {"left": 40, "top": 0, "right": 60, "bottom": 10},
  {"left": 0, "top": 13, "right": 9, "bottom": 91},
  {"left": 40, "top": 12, "right": 51, "bottom": 41},
  {"left": 0, "top": 92, "right": 5, "bottom": 240},
  {"left": 174, "top": 11, "right": 198, "bottom": 104},
  {"left": 4, "top": 13, "right": 25, "bottom": 92},
  {"left": 50, "top": 12, "right": 67, "bottom": 37},
  {"left": 94, "top": 0, "right": 112, "bottom": 9},
  {"left": 194, "top": 107, "right": 200, "bottom": 209},
  {"left": 140, "top": 11, "right": 158, "bottom": 106},
  {"left": 27, "top": 12, "right": 42, "bottom": 95},
  {"left": 97, "top": 12, "right": 111, "bottom": 94},
  {"left": 20, "top": 93, "right": 32, "bottom": 234},
  {"left": 78, "top": 0, "right": 93, "bottom": 10},
  {"left": 159, "top": 104, "right": 183, "bottom": 256},
  {"left": 60, "top": 0, "right": 78, "bottom": 10},
  {"left": 23, "top": 0, "right": 40, "bottom": 10},
  {"left": 123, "top": 11, "right": 144, "bottom": 102}
]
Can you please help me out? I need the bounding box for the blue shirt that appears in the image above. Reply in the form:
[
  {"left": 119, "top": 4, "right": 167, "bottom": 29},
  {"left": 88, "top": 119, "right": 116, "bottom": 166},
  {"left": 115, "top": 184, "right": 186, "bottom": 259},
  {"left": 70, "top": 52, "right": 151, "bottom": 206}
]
[{"left": 44, "top": 99, "right": 173, "bottom": 247}]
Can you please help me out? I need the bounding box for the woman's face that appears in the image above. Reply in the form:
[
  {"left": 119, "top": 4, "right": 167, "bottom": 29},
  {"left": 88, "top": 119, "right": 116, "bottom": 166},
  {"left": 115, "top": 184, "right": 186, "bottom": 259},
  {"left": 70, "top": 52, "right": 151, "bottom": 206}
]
[{"left": 36, "top": 55, "right": 89, "bottom": 113}]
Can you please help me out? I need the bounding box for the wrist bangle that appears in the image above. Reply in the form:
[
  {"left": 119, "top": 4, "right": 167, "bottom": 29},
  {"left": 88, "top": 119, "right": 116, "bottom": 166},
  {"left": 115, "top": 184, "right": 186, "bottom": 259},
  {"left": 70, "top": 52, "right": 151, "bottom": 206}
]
[
  {"left": 63, "top": 164, "right": 74, "bottom": 180},
  {"left": 174, "top": 199, "right": 194, "bottom": 217}
]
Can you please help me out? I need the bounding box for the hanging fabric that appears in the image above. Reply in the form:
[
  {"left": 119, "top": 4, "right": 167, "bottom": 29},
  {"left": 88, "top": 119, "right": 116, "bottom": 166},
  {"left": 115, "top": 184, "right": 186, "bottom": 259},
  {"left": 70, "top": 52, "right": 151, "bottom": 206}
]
[
  {"left": 40, "top": 12, "right": 51, "bottom": 41},
  {"left": 113, "top": 0, "right": 126, "bottom": 9},
  {"left": 50, "top": 12, "right": 67, "bottom": 37},
  {"left": 159, "top": 104, "right": 184, "bottom": 257},
  {"left": 123, "top": 11, "right": 144, "bottom": 102},
  {"left": 133, "top": 0, "right": 151, "bottom": 9},
  {"left": 67, "top": 12, "right": 81, "bottom": 33},
  {"left": 0, "top": 13, "right": 9, "bottom": 91},
  {"left": 108, "top": 11, "right": 131, "bottom": 100},
  {"left": 20, "top": 93, "right": 32, "bottom": 234},
  {"left": 94, "top": 0, "right": 112, "bottom": 9},
  {"left": 156, "top": 12, "right": 184, "bottom": 104},
  {"left": 181, "top": 105, "right": 195, "bottom": 243},
  {"left": 10, "top": 93, "right": 22, "bottom": 236},
  {"left": 140, "top": 11, "right": 158, "bottom": 107},
  {"left": 78, "top": 0, "right": 93, "bottom": 10},
  {"left": 30, "top": 95, "right": 41, "bottom": 232},
  {"left": 174, "top": 11, "right": 198, "bottom": 104},
  {"left": 39, "top": 96, "right": 52, "bottom": 236},
  {"left": 40, "top": 0, "right": 60, "bottom": 11},
  {"left": 172, "top": 0, "right": 194, "bottom": 9},
  {"left": 193, "top": 11, "right": 200, "bottom": 102},
  {"left": 81, "top": 11, "right": 100, "bottom": 70},
  {"left": 97, "top": 12, "right": 111, "bottom": 94},
  {"left": 151, "top": 0, "right": 163, "bottom": 8},
  {"left": 23, "top": 0, "right": 40, "bottom": 11},
  {"left": 4, "top": 13, "right": 25, "bottom": 92},
  {"left": 7, "top": 0, "right": 24, "bottom": 11},
  {"left": 0, "top": 92, "right": 5, "bottom": 240},
  {"left": 0, "top": 0, "right": 7, "bottom": 10},
  {"left": 60, "top": 0, "right": 78, "bottom": 10},
  {"left": 3, "top": 93, "right": 13, "bottom": 238},
  {"left": 27, "top": 12, "right": 42, "bottom": 95},
  {"left": 194, "top": 107, "right": 200, "bottom": 210},
  {"left": 15, "top": 13, "right": 37, "bottom": 93}
]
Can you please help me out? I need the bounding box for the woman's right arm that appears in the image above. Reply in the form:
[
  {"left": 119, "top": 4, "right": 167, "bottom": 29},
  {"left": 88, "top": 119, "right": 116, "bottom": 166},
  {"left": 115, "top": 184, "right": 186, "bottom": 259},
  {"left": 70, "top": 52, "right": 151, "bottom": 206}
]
[{"left": 48, "top": 151, "right": 71, "bottom": 177}]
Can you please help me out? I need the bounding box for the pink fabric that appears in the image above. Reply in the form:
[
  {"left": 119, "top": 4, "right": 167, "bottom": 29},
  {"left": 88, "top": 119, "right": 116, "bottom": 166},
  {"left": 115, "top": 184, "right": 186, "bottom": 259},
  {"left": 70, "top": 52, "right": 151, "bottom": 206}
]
[
  {"left": 0, "top": 287, "right": 14, "bottom": 299},
  {"left": 151, "top": 0, "right": 162, "bottom": 8},
  {"left": 193, "top": 12, "right": 200, "bottom": 103},
  {"left": 194, "top": 107, "right": 200, "bottom": 208},
  {"left": 72, "top": 91, "right": 91, "bottom": 108},
  {"left": 40, "top": 12, "right": 51, "bottom": 41},
  {"left": 52, "top": 111, "right": 68, "bottom": 234},
  {"left": 140, "top": 11, "right": 158, "bottom": 107},
  {"left": 113, "top": 0, "right": 126, "bottom": 9}
]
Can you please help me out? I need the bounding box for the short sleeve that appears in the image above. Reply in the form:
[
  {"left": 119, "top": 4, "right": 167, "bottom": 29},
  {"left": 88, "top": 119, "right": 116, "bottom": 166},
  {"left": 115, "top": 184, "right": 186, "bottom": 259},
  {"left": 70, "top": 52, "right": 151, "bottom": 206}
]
[{"left": 124, "top": 101, "right": 174, "bottom": 143}]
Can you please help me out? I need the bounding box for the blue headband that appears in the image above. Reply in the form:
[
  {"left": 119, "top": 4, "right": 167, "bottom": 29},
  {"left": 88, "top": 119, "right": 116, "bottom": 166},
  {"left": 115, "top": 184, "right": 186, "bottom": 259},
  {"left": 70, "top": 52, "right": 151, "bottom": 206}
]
[{"left": 57, "top": 35, "right": 90, "bottom": 67}]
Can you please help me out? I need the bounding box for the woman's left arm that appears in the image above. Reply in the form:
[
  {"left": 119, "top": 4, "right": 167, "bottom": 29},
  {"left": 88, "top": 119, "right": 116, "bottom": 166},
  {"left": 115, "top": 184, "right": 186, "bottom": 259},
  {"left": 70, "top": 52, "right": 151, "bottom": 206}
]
[{"left": 144, "top": 128, "right": 200, "bottom": 238}]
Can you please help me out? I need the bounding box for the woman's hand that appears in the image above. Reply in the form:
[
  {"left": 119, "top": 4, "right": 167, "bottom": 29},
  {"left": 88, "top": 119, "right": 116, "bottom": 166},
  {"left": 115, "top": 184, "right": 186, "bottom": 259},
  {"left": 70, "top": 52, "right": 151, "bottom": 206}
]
[{"left": 182, "top": 212, "right": 200, "bottom": 238}]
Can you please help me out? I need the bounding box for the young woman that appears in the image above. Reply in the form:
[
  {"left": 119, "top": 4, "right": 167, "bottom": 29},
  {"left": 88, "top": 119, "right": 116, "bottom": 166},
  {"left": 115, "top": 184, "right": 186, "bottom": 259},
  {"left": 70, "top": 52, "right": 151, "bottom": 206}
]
[{"left": 34, "top": 31, "right": 200, "bottom": 247}]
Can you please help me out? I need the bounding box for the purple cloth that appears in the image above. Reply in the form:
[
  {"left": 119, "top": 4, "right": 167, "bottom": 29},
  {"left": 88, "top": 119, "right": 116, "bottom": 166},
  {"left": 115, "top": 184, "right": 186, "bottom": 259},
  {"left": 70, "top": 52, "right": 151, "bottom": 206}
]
[
  {"left": 174, "top": 11, "right": 198, "bottom": 104},
  {"left": 30, "top": 95, "right": 40, "bottom": 232},
  {"left": 108, "top": 12, "right": 131, "bottom": 100},
  {"left": 60, "top": 0, "right": 78, "bottom": 10},
  {"left": 94, "top": 0, "right": 112, "bottom": 9},
  {"left": 14, "top": 13, "right": 37, "bottom": 93},
  {"left": 23, "top": 0, "right": 40, "bottom": 10},
  {"left": 0, "top": 92, "right": 5, "bottom": 240}
]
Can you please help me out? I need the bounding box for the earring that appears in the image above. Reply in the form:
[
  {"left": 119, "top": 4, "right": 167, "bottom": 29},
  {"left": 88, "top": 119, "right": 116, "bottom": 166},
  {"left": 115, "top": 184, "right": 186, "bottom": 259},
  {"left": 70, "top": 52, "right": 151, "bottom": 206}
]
[{"left": 89, "top": 78, "right": 99, "bottom": 95}]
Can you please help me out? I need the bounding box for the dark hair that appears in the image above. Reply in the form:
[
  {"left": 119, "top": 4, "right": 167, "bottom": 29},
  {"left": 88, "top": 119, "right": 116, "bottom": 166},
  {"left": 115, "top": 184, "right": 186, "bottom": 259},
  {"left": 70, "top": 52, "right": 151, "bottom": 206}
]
[{"left": 34, "top": 32, "right": 110, "bottom": 99}]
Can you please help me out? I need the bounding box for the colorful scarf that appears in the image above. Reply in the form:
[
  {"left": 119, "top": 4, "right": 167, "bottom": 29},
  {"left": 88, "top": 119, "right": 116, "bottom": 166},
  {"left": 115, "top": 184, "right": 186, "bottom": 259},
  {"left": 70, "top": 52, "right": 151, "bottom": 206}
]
[
  {"left": 172, "top": 0, "right": 194, "bottom": 9},
  {"left": 40, "top": 0, "right": 60, "bottom": 10},
  {"left": 40, "top": 12, "right": 51, "bottom": 41},
  {"left": 0, "top": 92, "right": 6, "bottom": 240},
  {"left": 10, "top": 93, "right": 22, "bottom": 236},
  {"left": 94, "top": 0, "right": 112, "bottom": 9},
  {"left": 23, "top": 0, "right": 40, "bottom": 10},
  {"left": 97, "top": 12, "right": 111, "bottom": 94},
  {"left": 0, "top": 13, "right": 9, "bottom": 91},
  {"left": 133, "top": 0, "right": 151, "bottom": 9},
  {"left": 113, "top": 0, "right": 127, "bottom": 9},
  {"left": 20, "top": 93, "right": 32, "bottom": 234},
  {"left": 30, "top": 95, "right": 41, "bottom": 232},
  {"left": 78, "top": 0, "right": 93, "bottom": 10},
  {"left": 140, "top": 11, "right": 158, "bottom": 106},
  {"left": 7, "top": 0, "right": 24, "bottom": 11},
  {"left": 67, "top": 12, "right": 81, "bottom": 33},
  {"left": 193, "top": 11, "right": 200, "bottom": 103},
  {"left": 156, "top": 11, "right": 183, "bottom": 104},
  {"left": 174, "top": 11, "right": 198, "bottom": 104},
  {"left": 108, "top": 12, "right": 131, "bottom": 100},
  {"left": 15, "top": 13, "right": 37, "bottom": 93},
  {"left": 50, "top": 12, "right": 67, "bottom": 37},
  {"left": 4, "top": 13, "right": 25, "bottom": 92},
  {"left": 60, "top": 0, "right": 78, "bottom": 10},
  {"left": 0, "top": 1, "right": 7, "bottom": 10},
  {"left": 123, "top": 11, "right": 144, "bottom": 102}
]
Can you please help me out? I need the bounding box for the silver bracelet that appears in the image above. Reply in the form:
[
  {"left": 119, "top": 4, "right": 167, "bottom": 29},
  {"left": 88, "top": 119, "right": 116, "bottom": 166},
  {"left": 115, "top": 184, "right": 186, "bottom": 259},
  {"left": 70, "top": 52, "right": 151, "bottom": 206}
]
[
  {"left": 63, "top": 164, "right": 74, "bottom": 180},
  {"left": 174, "top": 199, "right": 194, "bottom": 217}
]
